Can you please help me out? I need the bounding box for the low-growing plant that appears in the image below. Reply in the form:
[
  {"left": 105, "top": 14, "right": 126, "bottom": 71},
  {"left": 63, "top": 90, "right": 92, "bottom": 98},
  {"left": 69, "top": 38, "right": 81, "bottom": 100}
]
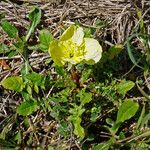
[{"left": 0, "top": 6, "right": 150, "bottom": 150}]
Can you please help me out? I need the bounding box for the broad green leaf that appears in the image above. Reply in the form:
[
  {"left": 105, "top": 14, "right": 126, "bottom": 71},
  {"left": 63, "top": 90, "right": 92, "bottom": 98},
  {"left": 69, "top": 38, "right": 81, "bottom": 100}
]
[
  {"left": 84, "top": 27, "right": 92, "bottom": 38},
  {"left": 1, "top": 76, "right": 24, "bottom": 92},
  {"left": 17, "top": 100, "right": 38, "bottom": 116},
  {"left": 116, "top": 99, "right": 139, "bottom": 123},
  {"left": 39, "top": 29, "right": 53, "bottom": 52},
  {"left": 8, "top": 51, "right": 18, "bottom": 58},
  {"left": 116, "top": 80, "right": 135, "bottom": 95},
  {"left": 26, "top": 72, "right": 44, "bottom": 86},
  {"left": 84, "top": 38, "right": 102, "bottom": 64},
  {"left": 28, "top": 7, "right": 41, "bottom": 25},
  {"left": 73, "top": 117, "right": 85, "bottom": 139},
  {"left": 26, "top": 7, "right": 41, "bottom": 41},
  {"left": 55, "top": 66, "right": 65, "bottom": 76},
  {"left": 91, "top": 138, "right": 114, "bottom": 150},
  {"left": 1, "top": 20, "right": 18, "bottom": 38},
  {"left": 77, "top": 89, "right": 92, "bottom": 106}
]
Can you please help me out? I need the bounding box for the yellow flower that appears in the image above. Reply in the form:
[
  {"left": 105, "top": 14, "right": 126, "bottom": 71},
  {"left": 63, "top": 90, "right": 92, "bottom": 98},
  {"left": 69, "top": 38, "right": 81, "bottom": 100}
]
[{"left": 48, "top": 25, "right": 102, "bottom": 66}]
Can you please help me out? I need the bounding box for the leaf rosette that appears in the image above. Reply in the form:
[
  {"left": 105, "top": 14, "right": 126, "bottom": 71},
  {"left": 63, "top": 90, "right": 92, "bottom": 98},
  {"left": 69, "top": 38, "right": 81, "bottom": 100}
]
[{"left": 48, "top": 25, "right": 102, "bottom": 66}]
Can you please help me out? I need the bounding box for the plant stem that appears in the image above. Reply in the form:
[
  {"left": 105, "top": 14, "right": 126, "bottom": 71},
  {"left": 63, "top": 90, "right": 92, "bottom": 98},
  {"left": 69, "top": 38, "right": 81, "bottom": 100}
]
[
  {"left": 71, "top": 66, "right": 80, "bottom": 87},
  {"left": 117, "top": 130, "right": 150, "bottom": 143}
]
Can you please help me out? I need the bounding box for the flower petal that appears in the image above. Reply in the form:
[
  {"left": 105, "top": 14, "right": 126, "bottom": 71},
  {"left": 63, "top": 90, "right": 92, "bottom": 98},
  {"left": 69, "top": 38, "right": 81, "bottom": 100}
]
[
  {"left": 59, "top": 25, "right": 75, "bottom": 41},
  {"left": 72, "top": 27, "right": 84, "bottom": 46},
  {"left": 84, "top": 38, "right": 102, "bottom": 64},
  {"left": 48, "top": 40, "right": 69, "bottom": 66}
]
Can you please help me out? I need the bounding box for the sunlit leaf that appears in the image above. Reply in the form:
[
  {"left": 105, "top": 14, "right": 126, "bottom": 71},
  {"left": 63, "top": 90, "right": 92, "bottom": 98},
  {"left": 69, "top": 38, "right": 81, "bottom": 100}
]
[
  {"left": 17, "top": 100, "right": 38, "bottom": 116},
  {"left": 39, "top": 29, "right": 53, "bottom": 52},
  {"left": 0, "top": 43, "right": 10, "bottom": 54},
  {"left": 110, "top": 99, "right": 139, "bottom": 134},
  {"left": 77, "top": 89, "right": 92, "bottom": 106},
  {"left": 26, "top": 7, "right": 41, "bottom": 41},
  {"left": 73, "top": 117, "right": 85, "bottom": 139},
  {"left": 91, "top": 143, "right": 109, "bottom": 150},
  {"left": 1, "top": 76, "right": 24, "bottom": 92},
  {"left": 116, "top": 99, "right": 139, "bottom": 123},
  {"left": 91, "top": 138, "right": 114, "bottom": 150},
  {"left": 1, "top": 20, "right": 18, "bottom": 38},
  {"left": 26, "top": 72, "right": 44, "bottom": 86},
  {"left": 116, "top": 80, "right": 135, "bottom": 95}
]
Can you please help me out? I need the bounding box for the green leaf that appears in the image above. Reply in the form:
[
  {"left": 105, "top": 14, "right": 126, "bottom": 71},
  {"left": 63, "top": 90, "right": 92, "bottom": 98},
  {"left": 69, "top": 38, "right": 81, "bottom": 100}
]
[
  {"left": 73, "top": 117, "right": 85, "bottom": 139},
  {"left": 1, "top": 20, "right": 18, "bottom": 38},
  {"left": 99, "top": 44, "right": 123, "bottom": 67},
  {"left": 116, "top": 80, "right": 135, "bottom": 95},
  {"left": 140, "top": 112, "right": 150, "bottom": 128},
  {"left": 84, "top": 38, "right": 102, "bottom": 64},
  {"left": 90, "top": 106, "right": 101, "bottom": 122},
  {"left": 26, "top": 72, "right": 44, "bottom": 86},
  {"left": 26, "top": 7, "right": 41, "bottom": 41},
  {"left": 0, "top": 43, "right": 10, "bottom": 54},
  {"left": 107, "top": 44, "right": 123, "bottom": 60},
  {"left": 91, "top": 143, "right": 109, "bottom": 150},
  {"left": 77, "top": 89, "right": 92, "bottom": 106},
  {"left": 1, "top": 76, "right": 24, "bottom": 92},
  {"left": 27, "top": 85, "right": 32, "bottom": 95},
  {"left": 91, "top": 138, "right": 114, "bottom": 150},
  {"left": 110, "top": 99, "right": 139, "bottom": 134},
  {"left": 13, "top": 38, "right": 25, "bottom": 53},
  {"left": 48, "top": 146, "right": 54, "bottom": 150},
  {"left": 116, "top": 99, "right": 139, "bottom": 123},
  {"left": 39, "top": 29, "right": 53, "bottom": 52},
  {"left": 136, "top": 105, "right": 145, "bottom": 129},
  {"left": 127, "top": 40, "right": 143, "bottom": 69},
  {"left": 136, "top": 8, "right": 145, "bottom": 34},
  {"left": 17, "top": 100, "right": 38, "bottom": 116}
]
